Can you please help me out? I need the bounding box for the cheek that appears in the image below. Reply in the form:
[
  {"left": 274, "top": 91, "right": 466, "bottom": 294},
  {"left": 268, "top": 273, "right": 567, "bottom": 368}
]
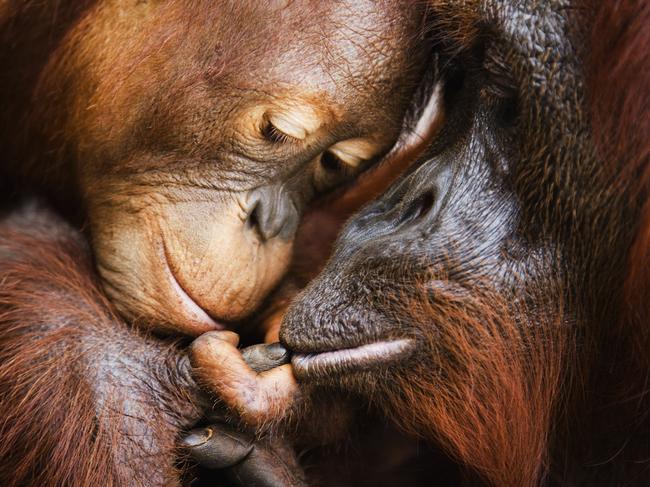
[
  {"left": 166, "top": 224, "right": 292, "bottom": 321},
  {"left": 90, "top": 204, "right": 183, "bottom": 329},
  {"left": 90, "top": 194, "right": 293, "bottom": 335},
  {"left": 162, "top": 201, "right": 293, "bottom": 321}
]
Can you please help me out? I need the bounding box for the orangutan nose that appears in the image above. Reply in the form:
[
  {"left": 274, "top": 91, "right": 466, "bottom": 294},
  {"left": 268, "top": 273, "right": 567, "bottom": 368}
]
[{"left": 246, "top": 185, "right": 299, "bottom": 241}]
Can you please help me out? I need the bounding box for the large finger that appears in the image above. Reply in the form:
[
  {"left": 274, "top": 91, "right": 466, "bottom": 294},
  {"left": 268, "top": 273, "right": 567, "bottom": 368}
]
[
  {"left": 181, "top": 424, "right": 253, "bottom": 469},
  {"left": 227, "top": 439, "right": 307, "bottom": 487}
]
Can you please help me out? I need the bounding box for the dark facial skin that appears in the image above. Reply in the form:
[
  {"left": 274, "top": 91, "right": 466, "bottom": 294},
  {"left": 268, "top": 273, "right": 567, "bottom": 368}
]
[
  {"left": 282, "top": 0, "right": 610, "bottom": 387},
  {"left": 264, "top": 1, "right": 644, "bottom": 485},
  {"left": 0, "top": 0, "right": 428, "bottom": 336}
]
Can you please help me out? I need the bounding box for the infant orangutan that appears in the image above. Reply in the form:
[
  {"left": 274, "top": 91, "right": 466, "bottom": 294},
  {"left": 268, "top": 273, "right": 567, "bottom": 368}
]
[{"left": 0, "top": 1, "right": 435, "bottom": 485}]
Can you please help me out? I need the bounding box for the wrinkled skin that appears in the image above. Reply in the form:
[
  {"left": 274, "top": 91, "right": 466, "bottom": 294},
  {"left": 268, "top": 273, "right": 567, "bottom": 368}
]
[
  {"left": 0, "top": 0, "right": 428, "bottom": 335},
  {"left": 0, "top": 1, "right": 436, "bottom": 485},
  {"left": 280, "top": 2, "right": 648, "bottom": 485},
  {"left": 189, "top": 336, "right": 440, "bottom": 486},
  {"left": 282, "top": 0, "right": 597, "bottom": 357},
  {"left": 193, "top": 1, "right": 649, "bottom": 486}
]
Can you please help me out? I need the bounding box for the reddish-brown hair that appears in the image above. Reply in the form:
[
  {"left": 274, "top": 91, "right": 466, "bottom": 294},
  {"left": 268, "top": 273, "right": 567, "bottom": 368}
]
[
  {"left": 0, "top": 210, "right": 201, "bottom": 486},
  {"left": 586, "top": 0, "right": 650, "bottom": 362}
]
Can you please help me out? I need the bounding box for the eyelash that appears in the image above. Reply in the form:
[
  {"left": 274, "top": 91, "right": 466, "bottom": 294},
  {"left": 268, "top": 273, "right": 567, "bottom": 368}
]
[{"left": 262, "top": 121, "right": 299, "bottom": 144}]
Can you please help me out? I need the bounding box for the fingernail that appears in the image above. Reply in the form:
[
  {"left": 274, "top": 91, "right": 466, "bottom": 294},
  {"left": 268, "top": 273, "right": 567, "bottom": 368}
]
[
  {"left": 182, "top": 427, "right": 213, "bottom": 447},
  {"left": 266, "top": 342, "right": 289, "bottom": 361}
]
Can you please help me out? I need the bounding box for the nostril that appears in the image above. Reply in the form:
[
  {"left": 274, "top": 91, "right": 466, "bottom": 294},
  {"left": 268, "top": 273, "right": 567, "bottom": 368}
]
[
  {"left": 398, "top": 190, "right": 435, "bottom": 227},
  {"left": 245, "top": 190, "right": 272, "bottom": 240},
  {"left": 246, "top": 197, "right": 280, "bottom": 241},
  {"left": 246, "top": 201, "right": 261, "bottom": 232}
]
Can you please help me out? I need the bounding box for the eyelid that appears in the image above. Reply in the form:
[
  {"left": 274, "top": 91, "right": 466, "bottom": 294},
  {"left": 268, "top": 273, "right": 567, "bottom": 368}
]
[
  {"left": 263, "top": 121, "right": 300, "bottom": 144},
  {"left": 266, "top": 107, "right": 322, "bottom": 142},
  {"left": 328, "top": 138, "right": 378, "bottom": 168}
]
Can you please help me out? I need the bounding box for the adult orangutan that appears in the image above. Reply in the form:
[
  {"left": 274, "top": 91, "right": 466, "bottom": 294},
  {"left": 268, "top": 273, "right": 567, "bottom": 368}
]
[
  {"left": 0, "top": 1, "right": 435, "bottom": 485},
  {"left": 191, "top": 0, "right": 650, "bottom": 485}
]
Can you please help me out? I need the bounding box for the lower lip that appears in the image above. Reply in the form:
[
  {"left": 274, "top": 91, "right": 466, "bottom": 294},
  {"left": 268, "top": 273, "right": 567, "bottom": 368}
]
[
  {"left": 161, "top": 241, "right": 223, "bottom": 333},
  {"left": 291, "top": 338, "right": 415, "bottom": 378}
]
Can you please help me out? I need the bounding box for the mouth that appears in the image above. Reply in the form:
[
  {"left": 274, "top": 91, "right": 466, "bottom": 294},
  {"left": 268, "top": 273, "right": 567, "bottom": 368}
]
[
  {"left": 160, "top": 240, "right": 223, "bottom": 335},
  {"left": 291, "top": 338, "right": 415, "bottom": 379}
]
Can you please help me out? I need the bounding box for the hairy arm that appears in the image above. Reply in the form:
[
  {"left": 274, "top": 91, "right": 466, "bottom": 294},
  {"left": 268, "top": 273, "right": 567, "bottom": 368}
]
[{"left": 0, "top": 202, "right": 204, "bottom": 487}]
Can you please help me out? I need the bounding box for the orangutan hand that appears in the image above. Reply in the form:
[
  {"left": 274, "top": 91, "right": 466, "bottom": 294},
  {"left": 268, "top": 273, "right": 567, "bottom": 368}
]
[{"left": 183, "top": 338, "right": 304, "bottom": 486}]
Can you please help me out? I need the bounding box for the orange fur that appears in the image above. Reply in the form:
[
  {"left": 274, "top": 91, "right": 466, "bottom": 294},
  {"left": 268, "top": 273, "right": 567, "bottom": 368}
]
[
  {"left": 385, "top": 284, "right": 567, "bottom": 487},
  {"left": 0, "top": 206, "right": 203, "bottom": 486}
]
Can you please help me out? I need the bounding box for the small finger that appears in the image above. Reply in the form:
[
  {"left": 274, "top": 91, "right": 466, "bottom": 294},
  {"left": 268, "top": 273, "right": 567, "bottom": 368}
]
[
  {"left": 190, "top": 331, "right": 259, "bottom": 398},
  {"left": 190, "top": 335, "right": 298, "bottom": 425},
  {"left": 209, "top": 330, "right": 240, "bottom": 347},
  {"left": 242, "top": 342, "right": 290, "bottom": 373}
]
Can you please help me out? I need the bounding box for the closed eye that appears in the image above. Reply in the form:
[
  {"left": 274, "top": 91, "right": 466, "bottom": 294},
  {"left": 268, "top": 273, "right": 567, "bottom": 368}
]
[{"left": 262, "top": 121, "right": 300, "bottom": 144}]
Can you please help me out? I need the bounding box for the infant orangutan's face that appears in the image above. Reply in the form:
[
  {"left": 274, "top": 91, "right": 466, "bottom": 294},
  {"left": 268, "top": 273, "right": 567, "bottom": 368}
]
[{"left": 35, "top": 0, "right": 427, "bottom": 334}]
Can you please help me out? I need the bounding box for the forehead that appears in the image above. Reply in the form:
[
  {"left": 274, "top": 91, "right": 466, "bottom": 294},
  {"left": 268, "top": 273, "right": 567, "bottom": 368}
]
[
  {"left": 171, "top": 1, "right": 414, "bottom": 71},
  {"left": 429, "top": 1, "right": 574, "bottom": 53},
  {"left": 124, "top": 0, "right": 420, "bottom": 114}
]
